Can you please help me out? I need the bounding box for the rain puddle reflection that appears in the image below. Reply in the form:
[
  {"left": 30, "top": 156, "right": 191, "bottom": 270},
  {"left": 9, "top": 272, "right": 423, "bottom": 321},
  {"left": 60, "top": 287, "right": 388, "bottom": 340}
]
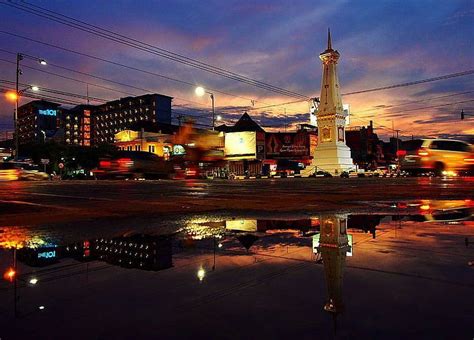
[{"left": 0, "top": 199, "right": 473, "bottom": 338}]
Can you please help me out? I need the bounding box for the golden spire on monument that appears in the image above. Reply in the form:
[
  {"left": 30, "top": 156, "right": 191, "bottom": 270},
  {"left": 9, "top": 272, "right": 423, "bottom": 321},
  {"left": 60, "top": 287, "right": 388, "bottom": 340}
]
[{"left": 318, "top": 28, "right": 343, "bottom": 115}]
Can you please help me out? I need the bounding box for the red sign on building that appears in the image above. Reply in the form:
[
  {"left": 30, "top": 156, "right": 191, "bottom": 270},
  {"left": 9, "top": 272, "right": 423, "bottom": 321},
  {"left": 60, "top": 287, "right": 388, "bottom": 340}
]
[{"left": 265, "top": 131, "right": 312, "bottom": 159}]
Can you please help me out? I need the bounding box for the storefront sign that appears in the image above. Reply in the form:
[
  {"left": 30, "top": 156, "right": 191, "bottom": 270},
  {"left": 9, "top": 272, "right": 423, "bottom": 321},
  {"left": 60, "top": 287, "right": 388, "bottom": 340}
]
[{"left": 38, "top": 109, "right": 57, "bottom": 116}]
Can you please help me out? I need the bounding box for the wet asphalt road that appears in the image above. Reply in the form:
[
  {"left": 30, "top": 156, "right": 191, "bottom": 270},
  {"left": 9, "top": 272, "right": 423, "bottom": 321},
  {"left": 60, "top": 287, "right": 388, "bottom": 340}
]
[{"left": 0, "top": 177, "right": 473, "bottom": 226}]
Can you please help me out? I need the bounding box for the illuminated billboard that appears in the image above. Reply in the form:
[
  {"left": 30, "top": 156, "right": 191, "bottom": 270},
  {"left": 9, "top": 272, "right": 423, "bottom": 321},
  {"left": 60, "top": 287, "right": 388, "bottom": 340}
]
[{"left": 224, "top": 131, "right": 257, "bottom": 160}]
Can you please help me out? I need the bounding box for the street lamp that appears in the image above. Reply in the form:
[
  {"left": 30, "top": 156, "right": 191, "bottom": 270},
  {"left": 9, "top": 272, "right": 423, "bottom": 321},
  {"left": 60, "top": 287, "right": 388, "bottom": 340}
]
[
  {"left": 195, "top": 86, "right": 216, "bottom": 130},
  {"left": 13, "top": 53, "right": 46, "bottom": 160}
]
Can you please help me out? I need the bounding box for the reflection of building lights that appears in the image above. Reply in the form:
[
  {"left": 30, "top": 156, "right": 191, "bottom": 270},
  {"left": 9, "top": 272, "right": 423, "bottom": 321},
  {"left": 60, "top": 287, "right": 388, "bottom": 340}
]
[
  {"left": 38, "top": 305, "right": 45, "bottom": 310},
  {"left": 197, "top": 268, "right": 206, "bottom": 281}
]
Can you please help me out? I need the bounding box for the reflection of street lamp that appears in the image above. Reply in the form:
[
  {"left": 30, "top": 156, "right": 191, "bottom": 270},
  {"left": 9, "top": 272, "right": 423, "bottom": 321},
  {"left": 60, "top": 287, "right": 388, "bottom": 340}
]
[
  {"left": 12, "top": 52, "right": 46, "bottom": 160},
  {"left": 195, "top": 86, "right": 215, "bottom": 130},
  {"left": 197, "top": 267, "right": 206, "bottom": 282}
]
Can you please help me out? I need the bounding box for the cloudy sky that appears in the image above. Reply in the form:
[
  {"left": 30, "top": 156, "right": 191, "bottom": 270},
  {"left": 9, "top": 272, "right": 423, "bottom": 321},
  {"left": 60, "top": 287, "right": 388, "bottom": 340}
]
[{"left": 0, "top": 0, "right": 473, "bottom": 140}]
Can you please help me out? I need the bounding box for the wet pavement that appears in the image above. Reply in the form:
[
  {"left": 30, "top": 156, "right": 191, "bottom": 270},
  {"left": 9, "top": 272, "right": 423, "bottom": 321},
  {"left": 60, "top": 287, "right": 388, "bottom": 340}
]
[
  {"left": 0, "top": 197, "right": 473, "bottom": 339},
  {"left": 1, "top": 177, "right": 473, "bottom": 227}
]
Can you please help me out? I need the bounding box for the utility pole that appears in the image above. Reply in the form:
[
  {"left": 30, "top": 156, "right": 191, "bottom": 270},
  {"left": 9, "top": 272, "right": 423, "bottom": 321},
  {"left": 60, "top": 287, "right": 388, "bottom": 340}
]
[
  {"left": 395, "top": 129, "right": 401, "bottom": 170},
  {"left": 14, "top": 53, "right": 22, "bottom": 160},
  {"left": 86, "top": 84, "right": 90, "bottom": 105}
]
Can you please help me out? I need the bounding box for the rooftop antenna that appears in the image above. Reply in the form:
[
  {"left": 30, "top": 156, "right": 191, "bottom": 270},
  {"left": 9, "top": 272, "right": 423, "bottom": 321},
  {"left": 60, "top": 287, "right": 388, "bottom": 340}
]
[{"left": 86, "top": 84, "right": 90, "bottom": 105}]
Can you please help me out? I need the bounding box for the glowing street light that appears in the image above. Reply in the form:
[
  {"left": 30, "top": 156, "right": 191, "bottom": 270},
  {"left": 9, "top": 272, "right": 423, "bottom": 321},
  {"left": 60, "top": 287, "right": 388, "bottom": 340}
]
[
  {"left": 195, "top": 86, "right": 216, "bottom": 130},
  {"left": 195, "top": 86, "right": 206, "bottom": 97},
  {"left": 29, "top": 277, "right": 38, "bottom": 285},
  {"left": 5, "top": 91, "right": 18, "bottom": 101},
  {"left": 31, "top": 85, "right": 39, "bottom": 92}
]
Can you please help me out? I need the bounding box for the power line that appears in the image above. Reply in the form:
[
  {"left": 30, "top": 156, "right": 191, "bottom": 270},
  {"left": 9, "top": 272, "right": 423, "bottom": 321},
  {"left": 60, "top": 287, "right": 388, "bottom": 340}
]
[
  {"left": 342, "top": 70, "right": 474, "bottom": 96},
  {"left": 0, "top": 30, "right": 274, "bottom": 106},
  {"left": 351, "top": 90, "right": 474, "bottom": 115},
  {"left": 378, "top": 99, "right": 474, "bottom": 117},
  {"left": 0, "top": 49, "right": 209, "bottom": 108},
  {"left": 250, "top": 70, "right": 474, "bottom": 111},
  {"left": 4, "top": 29, "right": 472, "bottom": 120},
  {"left": 0, "top": 79, "right": 109, "bottom": 103},
  {"left": 0, "top": 86, "right": 84, "bottom": 105},
  {"left": 1, "top": 1, "right": 310, "bottom": 100}
]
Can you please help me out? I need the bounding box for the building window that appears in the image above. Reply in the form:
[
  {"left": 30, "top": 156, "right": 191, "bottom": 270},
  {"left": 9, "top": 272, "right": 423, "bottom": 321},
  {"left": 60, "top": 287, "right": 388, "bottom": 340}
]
[
  {"left": 135, "top": 145, "right": 141, "bottom": 151},
  {"left": 148, "top": 145, "right": 155, "bottom": 153}
]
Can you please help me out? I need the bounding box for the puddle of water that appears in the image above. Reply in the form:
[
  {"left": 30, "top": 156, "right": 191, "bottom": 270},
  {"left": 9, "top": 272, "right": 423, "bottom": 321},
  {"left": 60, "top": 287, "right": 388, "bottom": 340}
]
[{"left": 0, "top": 199, "right": 473, "bottom": 338}]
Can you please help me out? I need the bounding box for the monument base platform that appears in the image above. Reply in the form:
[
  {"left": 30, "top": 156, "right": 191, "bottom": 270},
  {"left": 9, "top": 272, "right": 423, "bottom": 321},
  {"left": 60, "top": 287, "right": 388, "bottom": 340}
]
[{"left": 312, "top": 144, "right": 354, "bottom": 175}]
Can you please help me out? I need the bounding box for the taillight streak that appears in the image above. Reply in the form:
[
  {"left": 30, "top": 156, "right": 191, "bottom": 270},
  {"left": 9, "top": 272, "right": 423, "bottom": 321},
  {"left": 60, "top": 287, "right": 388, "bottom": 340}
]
[
  {"left": 117, "top": 158, "right": 134, "bottom": 168},
  {"left": 99, "top": 160, "right": 112, "bottom": 168}
]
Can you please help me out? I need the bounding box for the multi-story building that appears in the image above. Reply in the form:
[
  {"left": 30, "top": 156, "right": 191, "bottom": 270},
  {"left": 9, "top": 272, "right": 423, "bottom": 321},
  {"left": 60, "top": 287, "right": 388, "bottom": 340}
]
[
  {"left": 63, "top": 105, "right": 94, "bottom": 146},
  {"left": 17, "top": 100, "right": 62, "bottom": 145},
  {"left": 92, "top": 94, "right": 172, "bottom": 145}
]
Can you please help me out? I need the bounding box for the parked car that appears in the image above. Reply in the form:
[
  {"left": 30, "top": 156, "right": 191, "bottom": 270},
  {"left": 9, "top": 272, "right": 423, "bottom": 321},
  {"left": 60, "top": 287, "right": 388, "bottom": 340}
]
[
  {"left": 94, "top": 151, "right": 174, "bottom": 179},
  {"left": 400, "top": 139, "right": 473, "bottom": 176},
  {"left": 0, "top": 162, "right": 49, "bottom": 181},
  {"left": 314, "top": 170, "right": 333, "bottom": 178}
]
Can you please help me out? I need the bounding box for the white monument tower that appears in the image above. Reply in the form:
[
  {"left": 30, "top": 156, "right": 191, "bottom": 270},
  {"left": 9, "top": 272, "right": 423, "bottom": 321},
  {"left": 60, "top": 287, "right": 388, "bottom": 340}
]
[{"left": 312, "top": 29, "right": 353, "bottom": 174}]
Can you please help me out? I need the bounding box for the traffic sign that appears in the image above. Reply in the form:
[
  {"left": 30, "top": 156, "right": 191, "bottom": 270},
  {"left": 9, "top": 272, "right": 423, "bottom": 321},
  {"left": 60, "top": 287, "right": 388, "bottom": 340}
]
[
  {"left": 58, "top": 163, "right": 64, "bottom": 169},
  {"left": 40, "top": 158, "right": 50, "bottom": 165}
]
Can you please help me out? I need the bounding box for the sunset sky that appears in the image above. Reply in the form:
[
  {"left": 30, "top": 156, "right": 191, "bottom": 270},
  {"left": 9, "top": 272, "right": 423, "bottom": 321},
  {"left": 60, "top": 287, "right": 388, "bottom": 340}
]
[{"left": 0, "top": 0, "right": 473, "bottom": 140}]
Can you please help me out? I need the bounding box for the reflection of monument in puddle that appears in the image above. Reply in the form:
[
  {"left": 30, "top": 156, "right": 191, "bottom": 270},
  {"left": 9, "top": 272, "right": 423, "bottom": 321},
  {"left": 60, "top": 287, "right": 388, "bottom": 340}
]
[{"left": 318, "top": 214, "right": 350, "bottom": 325}]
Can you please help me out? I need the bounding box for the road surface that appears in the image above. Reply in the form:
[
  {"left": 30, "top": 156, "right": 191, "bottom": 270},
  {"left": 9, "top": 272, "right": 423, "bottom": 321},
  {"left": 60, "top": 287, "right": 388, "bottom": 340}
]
[{"left": 0, "top": 177, "right": 473, "bottom": 226}]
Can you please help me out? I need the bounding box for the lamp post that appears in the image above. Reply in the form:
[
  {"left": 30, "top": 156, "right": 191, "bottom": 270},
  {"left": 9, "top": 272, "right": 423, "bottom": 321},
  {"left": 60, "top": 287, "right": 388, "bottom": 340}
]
[
  {"left": 195, "top": 86, "right": 215, "bottom": 130},
  {"left": 13, "top": 53, "right": 46, "bottom": 160}
]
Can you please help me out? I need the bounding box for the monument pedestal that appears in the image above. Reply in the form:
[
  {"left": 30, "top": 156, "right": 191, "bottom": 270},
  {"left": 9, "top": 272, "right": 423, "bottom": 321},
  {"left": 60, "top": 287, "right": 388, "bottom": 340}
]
[{"left": 313, "top": 144, "right": 353, "bottom": 175}]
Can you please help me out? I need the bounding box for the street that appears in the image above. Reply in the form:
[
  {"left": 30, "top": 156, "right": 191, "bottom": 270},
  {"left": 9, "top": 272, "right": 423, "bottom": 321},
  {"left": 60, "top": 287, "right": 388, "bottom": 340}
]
[{"left": 1, "top": 177, "right": 473, "bottom": 227}]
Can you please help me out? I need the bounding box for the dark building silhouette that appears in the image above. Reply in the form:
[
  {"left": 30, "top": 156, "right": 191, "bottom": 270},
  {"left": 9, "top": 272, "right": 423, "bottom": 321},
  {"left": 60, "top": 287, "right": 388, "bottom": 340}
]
[{"left": 345, "top": 121, "right": 383, "bottom": 169}]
